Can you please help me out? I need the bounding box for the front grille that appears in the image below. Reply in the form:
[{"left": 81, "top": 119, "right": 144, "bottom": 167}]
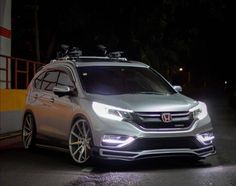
[{"left": 133, "top": 111, "right": 194, "bottom": 130}]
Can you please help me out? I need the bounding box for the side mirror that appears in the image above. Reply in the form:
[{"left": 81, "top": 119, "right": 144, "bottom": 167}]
[
  {"left": 53, "top": 85, "right": 77, "bottom": 97},
  {"left": 173, "top": 85, "right": 182, "bottom": 92}
]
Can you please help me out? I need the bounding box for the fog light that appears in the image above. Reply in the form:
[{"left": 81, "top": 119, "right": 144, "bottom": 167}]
[
  {"left": 101, "top": 135, "right": 135, "bottom": 148},
  {"left": 196, "top": 132, "right": 215, "bottom": 145}
]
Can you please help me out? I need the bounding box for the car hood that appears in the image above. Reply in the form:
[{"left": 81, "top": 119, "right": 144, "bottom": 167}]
[{"left": 87, "top": 93, "right": 198, "bottom": 112}]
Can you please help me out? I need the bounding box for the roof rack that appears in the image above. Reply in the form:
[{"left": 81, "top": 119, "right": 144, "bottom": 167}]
[
  {"left": 55, "top": 44, "right": 127, "bottom": 62},
  {"left": 56, "top": 44, "right": 82, "bottom": 60}
]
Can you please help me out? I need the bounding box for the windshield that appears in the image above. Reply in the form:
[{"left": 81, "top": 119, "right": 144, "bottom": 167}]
[{"left": 77, "top": 66, "right": 175, "bottom": 95}]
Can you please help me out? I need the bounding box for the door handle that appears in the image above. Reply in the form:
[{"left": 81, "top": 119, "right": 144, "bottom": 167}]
[{"left": 49, "top": 98, "right": 54, "bottom": 103}]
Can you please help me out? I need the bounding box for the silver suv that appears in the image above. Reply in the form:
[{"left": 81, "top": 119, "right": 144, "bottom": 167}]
[{"left": 22, "top": 49, "right": 216, "bottom": 164}]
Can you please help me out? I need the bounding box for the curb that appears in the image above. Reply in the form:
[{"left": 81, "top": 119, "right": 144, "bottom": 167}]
[{"left": 0, "top": 131, "right": 21, "bottom": 140}]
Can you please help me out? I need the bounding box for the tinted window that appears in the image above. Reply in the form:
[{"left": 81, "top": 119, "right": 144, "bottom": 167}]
[
  {"left": 34, "top": 72, "right": 46, "bottom": 89},
  {"left": 77, "top": 66, "right": 175, "bottom": 95},
  {"left": 41, "top": 71, "right": 59, "bottom": 91},
  {"left": 57, "top": 71, "right": 74, "bottom": 88}
]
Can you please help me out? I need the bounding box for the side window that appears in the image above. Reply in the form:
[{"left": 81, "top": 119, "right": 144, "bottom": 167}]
[
  {"left": 34, "top": 71, "right": 46, "bottom": 89},
  {"left": 57, "top": 71, "right": 75, "bottom": 89},
  {"left": 41, "top": 71, "right": 59, "bottom": 91}
]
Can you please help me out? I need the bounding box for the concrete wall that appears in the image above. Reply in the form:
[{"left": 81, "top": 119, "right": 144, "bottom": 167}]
[
  {"left": 0, "top": 0, "right": 12, "bottom": 88},
  {"left": 0, "top": 89, "right": 26, "bottom": 134}
]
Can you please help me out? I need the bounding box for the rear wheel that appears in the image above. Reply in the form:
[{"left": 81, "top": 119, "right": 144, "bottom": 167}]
[
  {"left": 69, "top": 118, "right": 93, "bottom": 164},
  {"left": 22, "top": 113, "right": 36, "bottom": 149}
]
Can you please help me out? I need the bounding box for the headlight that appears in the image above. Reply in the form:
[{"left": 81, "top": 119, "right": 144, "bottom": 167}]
[
  {"left": 189, "top": 101, "right": 208, "bottom": 120},
  {"left": 92, "top": 102, "right": 133, "bottom": 121}
]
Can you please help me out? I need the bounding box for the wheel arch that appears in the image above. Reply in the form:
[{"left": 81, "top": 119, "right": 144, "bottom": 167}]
[
  {"left": 71, "top": 113, "right": 91, "bottom": 129},
  {"left": 69, "top": 113, "right": 94, "bottom": 143}
]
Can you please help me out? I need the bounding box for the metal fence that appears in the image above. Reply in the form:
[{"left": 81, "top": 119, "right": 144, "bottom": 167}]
[{"left": 0, "top": 55, "right": 44, "bottom": 89}]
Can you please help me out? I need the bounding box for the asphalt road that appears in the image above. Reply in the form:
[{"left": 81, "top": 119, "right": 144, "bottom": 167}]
[{"left": 1, "top": 95, "right": 236, "bottom": 186}]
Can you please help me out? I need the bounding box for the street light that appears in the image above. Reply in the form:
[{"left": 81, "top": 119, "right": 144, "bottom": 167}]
[{"left": 179, "top": 67, "right": 183, "bottom": 72}]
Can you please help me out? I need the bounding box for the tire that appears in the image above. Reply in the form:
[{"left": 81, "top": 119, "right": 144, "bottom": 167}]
[
  {"left": 22, "top": 113, "right": 36, "bottom": 149},
  {"left": 69, "top": 118, "right": 93, "bottom": 164}
]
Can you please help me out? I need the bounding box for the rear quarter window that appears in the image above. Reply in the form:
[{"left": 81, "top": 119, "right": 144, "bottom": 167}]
[{"left": 34, "top": 71, "right": 46, "bottom": 89}]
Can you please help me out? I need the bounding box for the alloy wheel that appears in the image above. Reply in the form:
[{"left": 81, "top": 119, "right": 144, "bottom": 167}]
[
  {"left": 69, "top": 119, "right": 92, "bottom": 164},
  {"left": 22, "top": 114, "right": 35, "bottom": 149}
]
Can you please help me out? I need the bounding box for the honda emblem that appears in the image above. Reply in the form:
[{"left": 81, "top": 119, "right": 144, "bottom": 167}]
[{"left": 161, "top": 113, "right": 172, "bottom": 123}]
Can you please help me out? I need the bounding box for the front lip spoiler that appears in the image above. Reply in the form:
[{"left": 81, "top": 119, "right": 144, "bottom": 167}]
[{"left": 99, "top": 145, "right": 216, "bottom": 161}]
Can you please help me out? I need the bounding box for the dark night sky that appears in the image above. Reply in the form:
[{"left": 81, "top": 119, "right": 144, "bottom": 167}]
[{"left": 11, "top": 0, "right": 233, "bottom": 87}]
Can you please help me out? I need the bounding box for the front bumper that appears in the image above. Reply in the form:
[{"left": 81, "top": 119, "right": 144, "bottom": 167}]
[
  {"left": 99, "top": 146, "right": 216, "bottom": 161},
  {"left": 94, "top": 136, "right": 216, "bottom": 161}
]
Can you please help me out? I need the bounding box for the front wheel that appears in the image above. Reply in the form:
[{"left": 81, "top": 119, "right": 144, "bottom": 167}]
[
  {"left": 69, "top": 118, "right": 93, "bottom": 164},
  {"left": 22, "top": 113, "right": 36, "bottom": 149}
]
